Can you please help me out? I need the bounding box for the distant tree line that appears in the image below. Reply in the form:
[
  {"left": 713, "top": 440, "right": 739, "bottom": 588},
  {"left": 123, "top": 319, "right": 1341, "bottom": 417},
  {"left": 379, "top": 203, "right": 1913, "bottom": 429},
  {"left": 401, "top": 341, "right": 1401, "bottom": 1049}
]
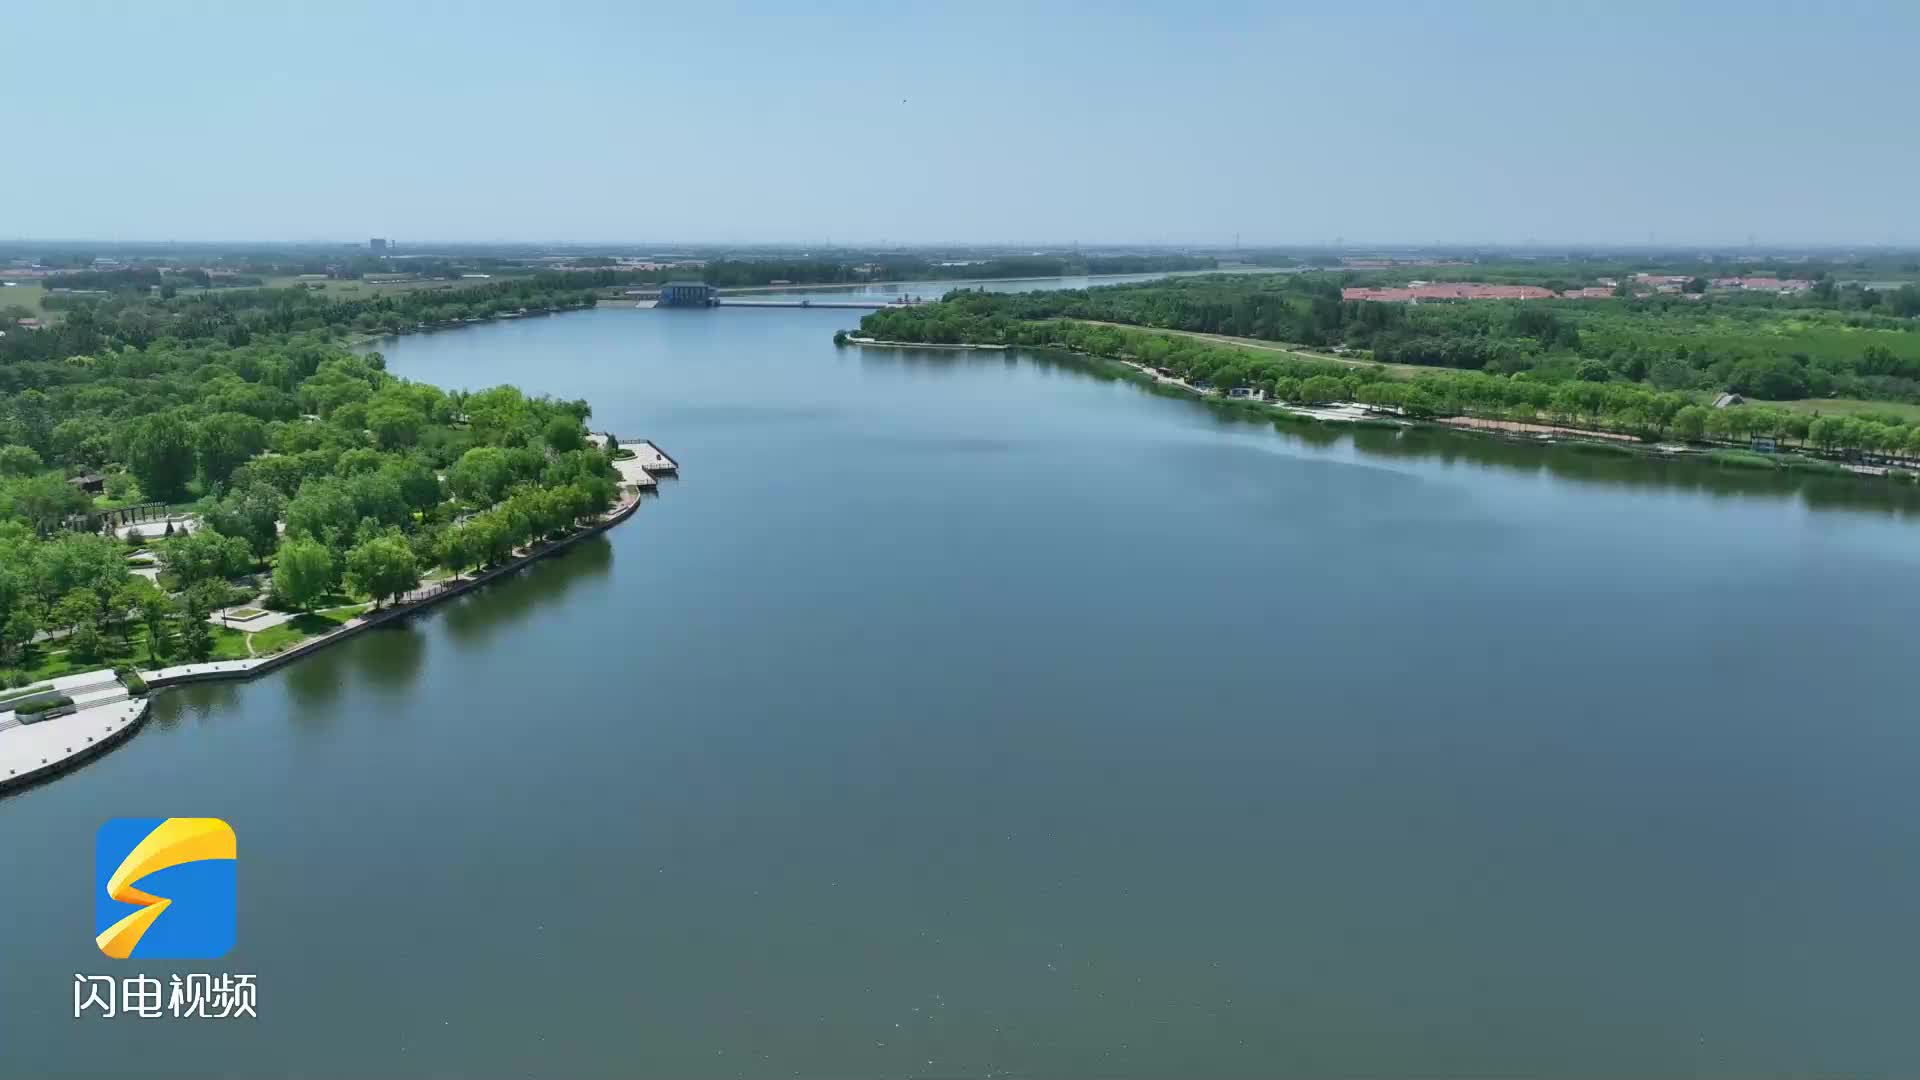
[
  {"left": 861, "top": 276, "right": 1920, "bottom": 403},
  {"left": 857, "top": 300, "right": 1920, "bottom": 460}
]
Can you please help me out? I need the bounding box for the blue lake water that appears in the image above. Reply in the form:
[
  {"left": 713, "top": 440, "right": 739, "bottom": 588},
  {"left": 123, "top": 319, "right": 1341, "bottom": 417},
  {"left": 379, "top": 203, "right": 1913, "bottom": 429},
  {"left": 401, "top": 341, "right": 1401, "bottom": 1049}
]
[{"left": 6, "top": 302, "right": 1920, "bottom": 1077}]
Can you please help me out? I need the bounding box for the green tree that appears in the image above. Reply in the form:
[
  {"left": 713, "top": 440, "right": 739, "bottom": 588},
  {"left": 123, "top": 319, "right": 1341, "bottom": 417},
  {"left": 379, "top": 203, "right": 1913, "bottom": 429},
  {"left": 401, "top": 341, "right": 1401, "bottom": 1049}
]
[
  {"left": 68, "top": 622, "right": 103, "bottom": 662},
  {"left": 1672, "top": 405, "right": 1709, "bottom": 441},
  {"left": 122, "top": 413, "right": 197, "bottom": 501},
  {"left": 3, "top": 609, "right": 40, "bottom": 665},
  {"left": 179, "top": 597, "right": 213, "bottom": 661},
  {"left": 438, "top": 522, "right": 480, "bottom": 577},
  {"left": 1297, "top": 375, "right": 1345, "bottom": 404},
  {"left": 140, "top": 590, "right": 173, "bottom": 663},
  {"left": 544, "top": 416, "right": 586, "bottom": 453},
  {"left": 159, "top": 529, "right": 254, "bottom": 588},
  {"left": 390, "top": 458, "right": 443, "bottom": 517},
  {"left": 51, "top": 416, "right": 115, "bottom": 468},
  {"left": 203, "top": 485, "right": 285, "bottom": 560},
  {"left": 366, "top": 402, "right": 425, "bottom": 450},
  {"left": 5, "top": 473, "right": 90, "bottom": 534},
  {"left": 448, "top": 446, "right": 512, "bottom": 505},
  {"left": 52, "top": 588, "right": 98, "bottom": 638},
  {"left": 284, "top": 476, "right": 359, "bottom": 549},
  {"left": 344, "top": 533, "right": 420, "bottom": 608},
  {"left": 110, "top": 578, "right": 159, "bottom": 651},
  {"left": 194, "top": 412, "right": 268, "bottom": 489},
  {"left": 273, "top": 537, "right": 335, "bottom": 611},
  {"left": 0, "top": 444, "right": 42, "bottom": 477}
]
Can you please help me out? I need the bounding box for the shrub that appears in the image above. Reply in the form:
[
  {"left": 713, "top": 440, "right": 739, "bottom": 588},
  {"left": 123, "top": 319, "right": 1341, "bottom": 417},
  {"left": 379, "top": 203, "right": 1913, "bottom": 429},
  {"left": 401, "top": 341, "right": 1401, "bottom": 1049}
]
[
  {"left": 119, "top": 671, "right": 149, "bottom": 696},
  {"left": 1707, "top": 449, "right": 1780, "bottom": 470},
  {"left": 1782, "top": 456, "right": 1849, "bottom": 476},
  {"left": 14, "top": 694, "right": 75, "bottom": 716}
]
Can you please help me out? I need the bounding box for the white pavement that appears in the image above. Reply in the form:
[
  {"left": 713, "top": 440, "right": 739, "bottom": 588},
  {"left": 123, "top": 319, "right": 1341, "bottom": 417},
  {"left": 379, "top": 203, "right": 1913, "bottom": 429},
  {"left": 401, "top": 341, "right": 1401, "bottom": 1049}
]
[
  {"left": 0, "top": 670, "right": 146, "bottom": 788},
  {"left": 208, "top": 605, "right": 300, "bottom": 631},
  {"left": 114, "top": 515, "right": 199, "bottom": 541}
]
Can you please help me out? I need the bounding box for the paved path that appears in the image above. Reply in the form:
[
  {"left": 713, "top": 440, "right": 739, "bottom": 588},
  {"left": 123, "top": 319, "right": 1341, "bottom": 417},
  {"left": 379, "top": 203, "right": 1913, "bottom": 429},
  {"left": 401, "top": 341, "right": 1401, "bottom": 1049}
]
[
  {"left": 0, "top": 670, "right": 145, "bottom": 792},
  {"left": 113, "top": 515, "right": 200, "bottom": 540},
  {"left": 142, "top": 482, "right": 648, "bottom": 688}
]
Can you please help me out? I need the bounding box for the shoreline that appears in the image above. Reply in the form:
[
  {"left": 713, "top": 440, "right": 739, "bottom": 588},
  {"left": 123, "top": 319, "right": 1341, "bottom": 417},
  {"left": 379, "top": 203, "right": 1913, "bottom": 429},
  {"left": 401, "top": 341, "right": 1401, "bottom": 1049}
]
[
  {"left": 139, "top": 444, "right": 662, "bottom": 690},
  {"left": 0, "top": 693, "right": 150, "bottom": 795},
  {"left": 1075, "top": 351, "right": 1914, "bottom": 482},
  {"left": 345, "top": 300, "right": 586, "bottom": 350},
  {"left": 715, "top": 267, "right": 1268, "bottom": 296},
  {"left": 2, "top": 440, "right": 672, "bottom": 795},
  {"left": 842, "top": 335, "right": 1007, "bottom": 351}
]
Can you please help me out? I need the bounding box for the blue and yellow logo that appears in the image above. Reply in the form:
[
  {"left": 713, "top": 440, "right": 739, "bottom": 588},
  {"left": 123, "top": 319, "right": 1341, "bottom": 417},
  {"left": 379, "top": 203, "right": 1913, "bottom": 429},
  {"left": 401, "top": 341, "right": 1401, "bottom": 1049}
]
[{"left": 94, "top": 818, "right": 236, "bottom": 960}]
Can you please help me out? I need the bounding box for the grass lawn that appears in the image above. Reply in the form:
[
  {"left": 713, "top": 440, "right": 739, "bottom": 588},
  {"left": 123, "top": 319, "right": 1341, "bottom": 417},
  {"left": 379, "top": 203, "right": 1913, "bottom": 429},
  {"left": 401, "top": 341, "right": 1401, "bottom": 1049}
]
[
  {"left": 209, "top": 627, "right": 251, "bottom": 661},
  {"left": 0, "top": 282, "right": 48, "bottom": 315},
  {"left": 1069, "top": 320, "right": 1435, "bottom": 378},
  {"left": 246, "top": 605, "right": 368, "bottom": 656},
  {"left": 9, "top": 626, "right": 165, "bottom": 681},
  {"left": 0, "top": 683, "right": 56, "bottom": 704},
  {"left": 1777, "top": 398, "right": 1920, "bottom": 422}
]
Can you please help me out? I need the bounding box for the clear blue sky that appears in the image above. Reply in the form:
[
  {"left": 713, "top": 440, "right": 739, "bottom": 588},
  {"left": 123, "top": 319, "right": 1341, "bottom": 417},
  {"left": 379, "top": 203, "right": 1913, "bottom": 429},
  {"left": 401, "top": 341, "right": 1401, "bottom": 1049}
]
[{"left": 5, "top": 1, "right": 1914, "bottom": 247}]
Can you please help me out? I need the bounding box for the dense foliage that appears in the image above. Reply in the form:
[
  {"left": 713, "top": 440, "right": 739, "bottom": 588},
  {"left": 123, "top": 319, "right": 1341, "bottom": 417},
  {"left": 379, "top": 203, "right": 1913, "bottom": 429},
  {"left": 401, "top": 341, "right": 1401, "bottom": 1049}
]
[
  {"left": 0, "top": 272, "right": 621, "bottom": 366},
  {"left": 0, "top": 291, "right": 624, "bottom": 684},
  {"left": 859, "top": 302, "right": 1920, "bottom": 460},
  {"left": 860, "top": 276, "right": 1920, "bottom": 403}
]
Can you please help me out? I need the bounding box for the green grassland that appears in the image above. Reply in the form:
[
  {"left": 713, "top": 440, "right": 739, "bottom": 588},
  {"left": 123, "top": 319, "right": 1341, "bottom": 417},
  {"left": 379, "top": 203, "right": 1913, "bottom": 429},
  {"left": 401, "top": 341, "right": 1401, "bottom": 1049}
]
[
  {"left": 0, "top": 282, "right": 48, "bottom": 315},
  {"left": 1569, "top": 306, "right": 1920, "bottom": 366},
  {"left": 1777, "top": 397, "right": 1920, "bottom": 422},
  {"left": 246, "top": 605, "right": 368, "bottom": 656}
]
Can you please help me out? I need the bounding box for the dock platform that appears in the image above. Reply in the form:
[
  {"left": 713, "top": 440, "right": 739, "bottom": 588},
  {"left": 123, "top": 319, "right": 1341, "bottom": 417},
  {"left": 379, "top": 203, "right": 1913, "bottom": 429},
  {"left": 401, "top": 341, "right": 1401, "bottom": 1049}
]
[
  {"left": 590, "top": 433, "right": 674, "bottom": 490},
  {"left": 631, "top": 440, "right": 678, "bottom": 474},
  {"left": 1, "top": 670, "right": 149, "bottom": 793}
]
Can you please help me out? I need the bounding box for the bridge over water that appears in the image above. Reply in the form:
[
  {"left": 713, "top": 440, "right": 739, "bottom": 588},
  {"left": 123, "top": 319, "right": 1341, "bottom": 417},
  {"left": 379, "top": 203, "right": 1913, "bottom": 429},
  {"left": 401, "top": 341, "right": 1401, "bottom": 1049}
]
[{"left": 716, "top": 298, "right": 926, "bottom": 310}]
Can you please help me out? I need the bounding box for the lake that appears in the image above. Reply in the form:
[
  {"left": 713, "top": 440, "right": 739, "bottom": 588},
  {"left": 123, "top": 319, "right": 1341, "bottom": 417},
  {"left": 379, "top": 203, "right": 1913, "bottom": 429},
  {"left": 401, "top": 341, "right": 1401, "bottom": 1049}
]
[{"left": 7, "top": 299, "right": 1920, "bottom": 1077}]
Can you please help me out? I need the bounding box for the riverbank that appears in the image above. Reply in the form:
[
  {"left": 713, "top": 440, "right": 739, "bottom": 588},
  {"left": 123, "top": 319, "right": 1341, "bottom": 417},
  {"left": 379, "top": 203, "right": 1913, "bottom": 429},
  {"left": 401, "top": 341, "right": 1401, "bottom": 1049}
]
[
  {"left": 2, "top": 437, "right": 672, "bottom": 794},
  {"left": 1088, "top": 352, "right": 1917, "bottom": 481},
  {"left": 345, "top": 300, "right": 586, "bottom": 350},
  {"left": 715, "top": 267, "right": 1267, "bottom": 296},
  {"left": 139, "top": 441, "right": 664, "bottom": 690},
  {"left": 841, "top": 335, "right": 1008, "bottom": 351}
]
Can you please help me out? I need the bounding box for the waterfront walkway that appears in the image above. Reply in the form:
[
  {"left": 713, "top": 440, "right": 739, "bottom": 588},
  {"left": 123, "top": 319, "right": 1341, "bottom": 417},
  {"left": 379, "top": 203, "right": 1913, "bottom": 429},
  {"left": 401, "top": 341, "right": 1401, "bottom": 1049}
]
[
  {"left": 5, "top": 435, "right": 680, "bottom": 791},
  {"left": 0, "top": 671, "right": 148, "bottom": 792},
  {"left": 140, "top": 434, "right": 676, "bottom": 691}
]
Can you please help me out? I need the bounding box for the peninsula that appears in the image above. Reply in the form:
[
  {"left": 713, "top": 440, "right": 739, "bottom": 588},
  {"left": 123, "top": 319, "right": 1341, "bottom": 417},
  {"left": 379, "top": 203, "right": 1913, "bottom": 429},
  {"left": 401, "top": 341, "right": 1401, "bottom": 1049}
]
[
  {"left": 0, "top": 277, "right": 681, "bottom": 791},
  {"left": 852, "top": 271, "right": 1920, "bottom": 475}
]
